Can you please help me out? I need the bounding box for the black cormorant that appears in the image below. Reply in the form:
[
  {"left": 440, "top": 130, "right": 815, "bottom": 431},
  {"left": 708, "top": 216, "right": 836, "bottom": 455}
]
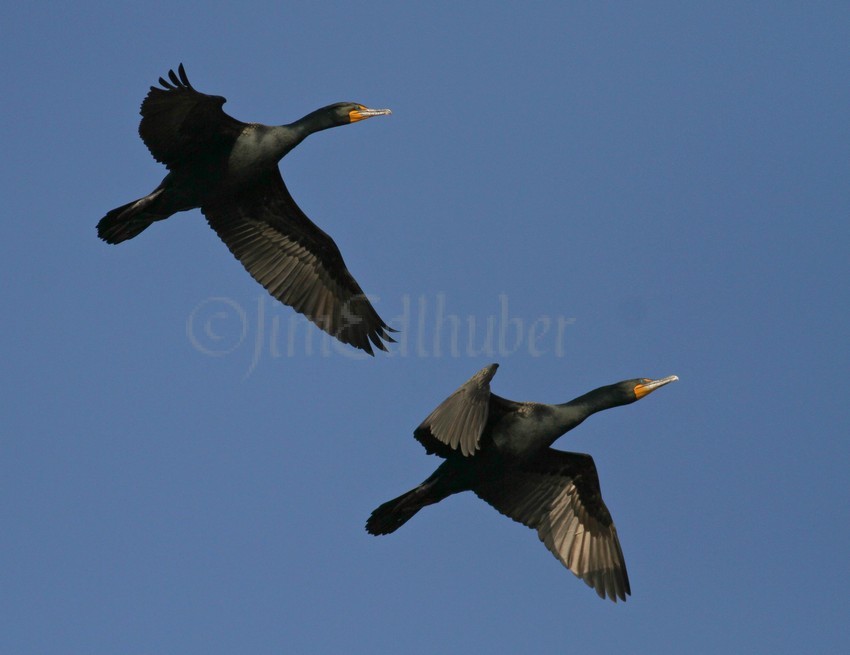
[
  {"left": 97, "top": 65, "right": 393, "bottom": 354},
  {"left": 366, "top": 364, "right": 678, "bottom": 602}
]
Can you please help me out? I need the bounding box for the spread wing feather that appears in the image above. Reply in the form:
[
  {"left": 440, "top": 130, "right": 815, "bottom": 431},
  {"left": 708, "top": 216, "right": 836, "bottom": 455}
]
[
  {"left": 139, "top": 64, "right": 245, "bottom": 169},
  {"left": 475, "top": 449, "right": 630, "bottom": 602},
  {"left": 413, "top": 364, "right": 499, "bottom": 457},
  {"left": 202, "top": 168, "right": 394, "bottom": 354}
]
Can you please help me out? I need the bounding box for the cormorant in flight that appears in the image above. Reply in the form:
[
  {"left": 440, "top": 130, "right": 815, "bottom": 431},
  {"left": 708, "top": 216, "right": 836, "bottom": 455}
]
[
  {"left": 366, "top": 364, "right": 678, "bottom": 602},
  {"left": 97, "top": 65, "right": 393, "bottom": 354}
]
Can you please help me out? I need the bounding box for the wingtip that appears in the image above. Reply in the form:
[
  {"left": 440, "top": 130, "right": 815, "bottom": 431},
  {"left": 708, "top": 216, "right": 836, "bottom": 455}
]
[
  {"left": 155, "top": 64, "right": 192, "bottom": 92},
  {"left": 362, "top": 330, "right": 395, "bottom": 356},
  {"left": 177, "top": 63, "right": 191, "bottom": 88},
  {"left": 475, "top": 362, "right": 499, "bottom": 384}
]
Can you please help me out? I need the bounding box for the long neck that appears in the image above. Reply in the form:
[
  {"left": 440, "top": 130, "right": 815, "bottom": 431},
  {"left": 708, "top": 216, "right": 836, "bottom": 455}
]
[
  {"left": 263, "top": 107, "right": 341, "bottom": 161},
  {"left": 228, "top": 107, "right": 342, "bottom": 173},
  {"left": 550, "top": 386, "right": 623, "bottom": 439},
  {"left": 287, "top": 106, "right": 341, "bottom": 141}
]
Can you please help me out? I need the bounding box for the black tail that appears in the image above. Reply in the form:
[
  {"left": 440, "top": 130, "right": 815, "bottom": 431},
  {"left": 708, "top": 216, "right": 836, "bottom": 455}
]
[
  {"left": 96, "top": 189, "right": 165, "bottom": 244},
  {"left": 366, "top": 486, "right": 434, "bottom": 535}
]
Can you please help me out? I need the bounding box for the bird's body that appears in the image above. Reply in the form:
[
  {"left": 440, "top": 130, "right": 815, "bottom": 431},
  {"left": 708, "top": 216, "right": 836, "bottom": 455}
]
[
  {"left": 98, "top": 65, "right": 394, "bottom": 354},
  {"left": 366, "top": 364, "right": 678, "bottom": 602}
]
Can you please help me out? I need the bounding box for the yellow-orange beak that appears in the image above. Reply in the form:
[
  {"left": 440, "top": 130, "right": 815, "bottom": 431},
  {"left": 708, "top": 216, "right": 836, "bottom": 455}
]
[
  {"left": 349, "top": 106, "right": 392, "bottom": 123},
  {"left": 634, "top": 375, "right": 679, "bottom": 400}
]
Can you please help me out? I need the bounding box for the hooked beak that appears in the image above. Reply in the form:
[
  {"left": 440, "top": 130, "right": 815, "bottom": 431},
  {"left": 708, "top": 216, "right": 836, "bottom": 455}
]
[
  {"left": 634, "top": 375, "right": 679, "bottom": 400},
  {"left": 349, "top": 106, "right": 392, "bottom": 122}
]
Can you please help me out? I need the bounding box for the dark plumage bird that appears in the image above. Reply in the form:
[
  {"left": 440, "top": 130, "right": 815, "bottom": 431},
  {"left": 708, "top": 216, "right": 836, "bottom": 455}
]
[
  {"left": 97, "top": 64, "right": 394, "bottom": 354},
  {"left": 366, "top": 364, "right": 678, "bottom": 602}
]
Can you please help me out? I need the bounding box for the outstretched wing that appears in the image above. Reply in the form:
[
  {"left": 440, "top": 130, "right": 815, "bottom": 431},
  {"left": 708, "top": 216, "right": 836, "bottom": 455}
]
[
  {"left": 413, "top": 364, "right": 499, "bottom": 457},
  {"left": 139, "top": 64, "right": 245, "bottom": 169},
  {"left": 202, "top": 168, "right": 394, "bottom": 355},
  {"left": 475, "top": 449, "right": 630, "bottom": 602}
]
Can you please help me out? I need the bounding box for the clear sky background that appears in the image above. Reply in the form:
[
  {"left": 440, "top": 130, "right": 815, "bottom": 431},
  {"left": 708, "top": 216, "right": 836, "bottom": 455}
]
[{"left": 2, "top": 2, "right": 848, "bottom": 653}]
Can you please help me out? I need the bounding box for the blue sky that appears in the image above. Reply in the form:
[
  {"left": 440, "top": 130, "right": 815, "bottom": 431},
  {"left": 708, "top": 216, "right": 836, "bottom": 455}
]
[{"left": 2, "top": 2, "right": 848, "bottom": 653}]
